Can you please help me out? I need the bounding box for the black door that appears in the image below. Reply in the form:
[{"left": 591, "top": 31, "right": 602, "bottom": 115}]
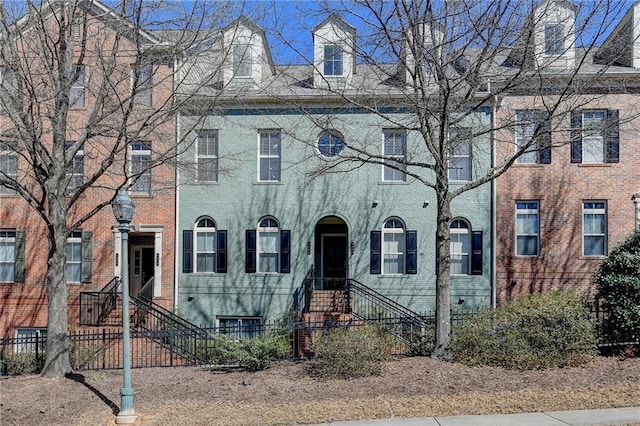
[{"left": 322, "top": 235, "right": 347, "bottom": 290}]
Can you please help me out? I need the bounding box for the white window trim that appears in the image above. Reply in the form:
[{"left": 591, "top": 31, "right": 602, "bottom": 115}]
[
  {"left": 381, "top": 218, "right": 405, "bottom": 275},
  {"left": 257, "top": 130, "right": 281, "bottom": 182},
  {"left": 448, "top": 128, "right": 472, "bottom": 181},
  {"left": 15, "top": 328, "right": 47, "bottom": 353},
  {"left": 66, "top": 230, "right": 82, "bottom": 283},
  {"left": 217, "top": 316, "right": 262, "bottom": 340},
  {"left": 583, "top": 201, "right": 607, "bottom": 257},
  {"left": 0, "top": 144, "right": 17, "bottom": 195},
  {"left": 257, "top": 218, "right": 280, "bottom": 274},
  {"left": 66, "top": 142, "right": 84, "bottom": 191},
  {"left": 0, "top": 229, "right": 16, "bottom": 282},
  {"left": 382, "top": 130, "right": 407, "bottom": 182},
  {"left": 544, "top": 22, "right": 565, "bottom": 56},
  {"left": 450, "top": 219, "right": 470, "bottom": 276},
  {"left": 132, "top": 65, "right": 153, "bottom": 106},
  {"left": 515, "top": 201, "right": 540, "bottom": 257},
  {"left": 323, "top": 44, "right": 344, "bottom": 77},
  {"left": 194, "top": 218, "right": 216, "bottom": 273},
  {"left": 197, "top": 130, "right": 218, "bottom": 183},
  {"left": 233, "top": 44, "right": 253, "bottom": 78},
  {"left": 581, "top": 111, "right": 606, "bottom": 164},
  {"left": 515, "top": 112, "right": 540, "bottom": 164},
  {"left": 129, "top": 141, "right": 152, "bottom": 195},
  {"left": 70, "top": 65, "right": 85, "bottom": 108}
]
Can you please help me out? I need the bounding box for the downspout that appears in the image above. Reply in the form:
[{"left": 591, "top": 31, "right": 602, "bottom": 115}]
[
  {"left": 173, "top": 53, "right": 181, "bottom": 311},
  {"left": 490, "top": 93, "right": 499, "bottom": 309}
]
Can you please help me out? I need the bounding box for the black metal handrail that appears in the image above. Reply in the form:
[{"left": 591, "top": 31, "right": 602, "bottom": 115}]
[
  {"left": 139, "top": 277, "right": 154, "bottom": 302},
  {"left": 129, "top": 294, "right": 208, "bottom": 363},
  {"left": 79, "top": 277, "right": 121, "bottom": 326},
  {"left": 347, "top": 279, "right": 425, "bottom": 327}
]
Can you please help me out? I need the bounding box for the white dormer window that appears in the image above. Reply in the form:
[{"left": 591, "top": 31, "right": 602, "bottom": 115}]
[
  {"left": 233, "top": 45, "right": 252, "bottom": 77},
  {"left": 324, "top": 44, "right": 343, "bottom": 76},
  {"left": 545, "top": 23, "right": 564, "bottom": 55}
]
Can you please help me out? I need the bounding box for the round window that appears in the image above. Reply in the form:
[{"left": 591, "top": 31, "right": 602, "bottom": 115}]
[{"left": 317, "top": 130, "right": 344, "bottom": 158}]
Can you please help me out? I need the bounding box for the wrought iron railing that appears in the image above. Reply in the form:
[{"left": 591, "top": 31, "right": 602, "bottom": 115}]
[{"left": 79, "top": 277, "right": 121, "bottom": 326}]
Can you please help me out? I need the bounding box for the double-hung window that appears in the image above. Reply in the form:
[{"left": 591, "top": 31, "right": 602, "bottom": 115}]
[
  {"left": 450, "top": 219, "right": 470, "bottom": 275},
  {"left": 233, "top": 45, "right": 252, "bottom": 78},
  {"left": 324, "top": 44, "right": 343, "bottom": 76},
  {"left": 70, "top": 65, "right": 85, "bottom": 107},
  {"left": 195, "top": 218, "right": 216, "bottom": 272},
  {"left": 382, "top": 219, "right": 405, "bottom": 274},
  {"left": 515, "top": 111, "right": 551, "bottom": 164},
  {"left": 516, "top": 201, "right": 539, "bottom": 256},
  {"left": 370, "top": 219, "right": 417, "bottom": 275},
  {"left": 257, "top": 217, "right": 279, "bottom": 273},
  {"left": 245, "top": 217, "right": 290, "bottom": 274},
  {"left": 65, "top": 142, "right": 84, "bottom": 192},
  {"left": 0, "top": 229, "right": 16, "bottom": 282},
  {"left": 545, "top": 23, "right": 564, "bottom": 55},
  {"left": 133, "top": 65, "right": 153, "bottom": 106},
  {"left": 583, "top": 201, "right": 607, "bottom": 256},
  {"left": 130, "top": 141, "right": 152, "bottom": 194},
  {"left": 383, "top": 130, "right": 406, "bottom": 182},
  {"left": 258, "top": 130, "right": 281, "bottom": 182},
  {"left": 182, "top": 220, "right": 227, "bottom": 274},
  {"left": 448, "top": 127, "right": 472, "bottom": 181},
  {"left": 66, "top": 231, "right": 82, "bottom": 283},
  {"left": 197, "top": 130, "right": 218, "bottom": 182},
  {"left": 0, "top": 143, "right": 17, "bottom": 195},
  {"left": 571, "top": 110, "right": 619, "bottom": 164}
]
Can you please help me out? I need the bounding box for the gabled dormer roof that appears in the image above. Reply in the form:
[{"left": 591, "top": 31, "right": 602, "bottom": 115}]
[
  {"left": 312, "top": 13, "right": 356, "bottom": 38},
  {"left": 222, "top": 15, "right": 275, "bottom": 75}
]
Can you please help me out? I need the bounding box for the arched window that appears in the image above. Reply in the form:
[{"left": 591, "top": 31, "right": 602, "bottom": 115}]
[
  {"left": 182, "top": 218, "right": 227, "bottom": 274},
  {"left": 450, "top": 219, "right": 470, "bottom": 275},
  {"left": 382, "top": 218, "right": 406, "bottom": 274},
  {"left": 245, "top": 217, "right": 291, "bottom": 274},
  {"left": 195, "top": 217, "right": 216, "bottom": 272},
  {"left": 258, "top": 217, "right": 280, "bottom": 273}
]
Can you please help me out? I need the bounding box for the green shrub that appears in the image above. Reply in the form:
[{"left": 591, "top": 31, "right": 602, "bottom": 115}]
[
  {"left": 594, "top": 232, "right": 640, "bottom": 349},
  {"left": 1, "top": 353, "right": 43, "bottom": 375},
  {"left": 237, "top": 330, "right": 291, "bottom": 371},
  {"left": 450, "top": 292, "right": 597, "bottom": 369},
  {"left": 197, "top": 325, "right": 291, "bottom": 371},
  {"left": 310, "top": 324, "right": 394, "bottom": 379}
]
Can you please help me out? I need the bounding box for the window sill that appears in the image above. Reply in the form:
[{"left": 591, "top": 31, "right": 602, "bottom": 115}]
[
  {"left": 254, "top": 181, "right": 283, "bottom": 186},
  {"left": 379, "top": 181, "right": 408, "bottom": 185},
  {"left": 252, "top": 272, "right": 284, "bottom": 277},
  {"left": 577, "top": 163, "right": 612, "bottom": 167},
  {"left": 514, "top": 163, "right": 545, "bottom": 167},
  {"left": 580, "top": 255, "right": 607, "bottom": 260},
  {"left": 377, "top": 274, "right": 408, "bottom": 278}
]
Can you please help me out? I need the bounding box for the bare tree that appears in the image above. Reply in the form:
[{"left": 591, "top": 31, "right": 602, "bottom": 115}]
[
  {"left": 269, "top": 0, "right": 632, "bottom": 358},
  {"left": 0, "top": 0, "right": 231, "bottom": 377}
]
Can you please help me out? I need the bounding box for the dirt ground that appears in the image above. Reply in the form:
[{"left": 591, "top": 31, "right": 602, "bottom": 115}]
[{"left": 2, "top": 356, "right": 640, "bottom": 426}]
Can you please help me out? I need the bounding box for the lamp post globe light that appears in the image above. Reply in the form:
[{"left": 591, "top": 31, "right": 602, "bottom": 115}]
[{"left": 111, "top": 189, "right": 137, "bottom": 424}]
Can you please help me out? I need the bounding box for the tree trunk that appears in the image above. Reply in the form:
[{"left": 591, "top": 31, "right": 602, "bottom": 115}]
[
  {"left": 41, "top": 205, "right": 73, "bottom": 377},
  {"left": 432, "top": 187, "right": 452, "bottom": 359}
]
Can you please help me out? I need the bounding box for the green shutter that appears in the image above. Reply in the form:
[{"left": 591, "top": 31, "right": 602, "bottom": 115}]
[
  {"left": 81, "top": 231, "right": 92, "bottom": 282},
  {"left": 15, "top": 231, "right": 25, "bottom": 282}
]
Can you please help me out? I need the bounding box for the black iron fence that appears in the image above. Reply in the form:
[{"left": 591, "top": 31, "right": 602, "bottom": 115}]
[{"left": 1, "top": 308, "right": 637, "bottom": 375}]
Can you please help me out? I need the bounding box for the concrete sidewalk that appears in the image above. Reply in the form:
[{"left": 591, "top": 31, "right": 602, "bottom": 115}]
[{"left": 312, "top": 407, "right": 640, "bottom": 426}]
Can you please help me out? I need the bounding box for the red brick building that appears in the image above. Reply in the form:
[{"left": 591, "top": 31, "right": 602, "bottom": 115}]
[
  {"left": 0, "top": 1, "right": 176, "bottom": 338},
  {"left": 494, "top": 1, "right": 640, "bottom": 304}
]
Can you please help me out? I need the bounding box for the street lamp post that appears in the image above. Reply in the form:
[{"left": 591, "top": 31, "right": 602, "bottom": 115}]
[{"left": 112, "top": 190, "right": 137, "bottom": 424}]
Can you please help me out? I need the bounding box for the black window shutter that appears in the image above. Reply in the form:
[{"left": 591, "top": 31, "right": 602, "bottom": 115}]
[
  {"left": 182, "top": 230, "right": 193, "bottom": 273},
  {"left": 606, "top": 109, "right": 619, "bottom": 163},
  {"left": 216, "top": 230, "right": 227, "bottom": 273},
  {"left": 471, "top": 231, "right": 483, "bottom": 275},
  {"left": 370, "top": 230, "right": 381, "bottom": 274},
  {"left": 280, "top": 230, "right": 291, "bottom": 273},
  {"left": 15, "top": 230, "right": 25, "bottom": 282},
  {"left": 406, "top": 230, "right": 418, "bottom": 274},
  {"left": 570, "top": 110, "right": 582, "bottom": 163},
  {"left": 246, "top": 229, "right": 256, "bottom": 273},
  {"left": 539, "top": 116, "right": 552, "bottom": 164},
  {"left": 81, "top": 231, "right": 92, "bottom": 282}
]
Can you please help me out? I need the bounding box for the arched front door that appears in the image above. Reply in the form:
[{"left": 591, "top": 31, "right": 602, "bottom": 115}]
[{"left": 314, "top": 216, "right": 348, "bottom": 290}]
